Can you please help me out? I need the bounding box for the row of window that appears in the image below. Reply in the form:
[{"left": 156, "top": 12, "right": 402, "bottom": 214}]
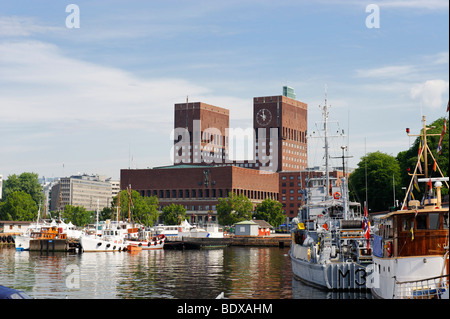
[{"left": 138, "top": 188, "right": 278, "bottom": 201}]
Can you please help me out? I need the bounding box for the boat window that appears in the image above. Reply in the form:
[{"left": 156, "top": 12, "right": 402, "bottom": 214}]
[
  {"left": 402, "top": 216, "right": 414, "bottom": 231},
  {"left": 428, "top": 213, "right": 440, "bottom": 230},
  {"left": 416, "top": 214, "right": 427, "bottom": 230},
  {"left": 444, "top": 213, "right": 449, "bottom": 230}
]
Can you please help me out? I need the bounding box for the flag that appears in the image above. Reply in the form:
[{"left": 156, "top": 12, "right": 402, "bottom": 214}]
[
  {"left": 437, "top": 119, "right": 447, "bottom": 154},
  {"left": 413, "top": 175, "right": 420, "bottom": 192},
  {"left": 362, "top": 205, "right": 370, "bottom": 249},
  {"left": 433, "top": 159, "right": 437, "bottom": 172},
  {"left": 418, "top": 136, "right": 423, "bottom": 173},
  {"left": 427, "top": 178, "right": 433, "bottom": 204},
  {"left": 447, "top": 100, "right": 449, "bottom": 112}
]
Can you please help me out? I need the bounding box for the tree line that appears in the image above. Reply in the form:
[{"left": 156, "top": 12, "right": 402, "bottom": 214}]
[{"left": 0, "top": 173, "right": 284, "bottom": 228}]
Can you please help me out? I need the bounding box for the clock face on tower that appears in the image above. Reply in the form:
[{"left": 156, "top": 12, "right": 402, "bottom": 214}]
[{"left": 256, "top": 108, "right": 272, "bottom": 126}]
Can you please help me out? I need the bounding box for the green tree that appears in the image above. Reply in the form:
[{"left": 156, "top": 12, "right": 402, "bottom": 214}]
[
  {"left": 0, "top": 191, "right": 38, "bottom": 221},
  {"left": 217, "top": 192, "right": 253, "bottom": 226},
  {"left": 349, "top": 151, "right": 402, "bottom": 212},
  {"left": 254, "top": 198, "right": 285, "bottom": 227},
  {"left": 2, "top": 172, "right": 44, "bottom": 206},
  {"left": 112, "top": 190, "right": 159, "bottom": 227},
  {"left": 161, "top": 204, "right": 186, "bottom": 225},
  {"left": 62, "top": 205, "right": 92, "bottom": 227}
]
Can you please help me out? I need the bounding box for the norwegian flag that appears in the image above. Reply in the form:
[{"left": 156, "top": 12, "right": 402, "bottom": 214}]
[
  {"left": 362, "top": 205, "right": 370, "bottom": 249},
  {"left": 437, "top": 119, "right": 446, "bottom": 154}
]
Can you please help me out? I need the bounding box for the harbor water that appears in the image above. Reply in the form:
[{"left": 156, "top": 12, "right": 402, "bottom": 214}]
[{"left": 0, "top": 246, "right": 372, "bottom": 299}]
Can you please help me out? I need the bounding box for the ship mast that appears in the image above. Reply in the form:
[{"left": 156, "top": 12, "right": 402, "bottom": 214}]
[
  {"left": 401, "top": 115, "right": 448, "bottom": 209},
  {"left": 319, "top": 90, "right": 331, "bottom": 200}
]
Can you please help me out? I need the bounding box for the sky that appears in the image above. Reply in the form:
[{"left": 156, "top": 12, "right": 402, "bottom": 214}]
[{"left": 0, "top": 0, "right": 448, "bottom": 181}]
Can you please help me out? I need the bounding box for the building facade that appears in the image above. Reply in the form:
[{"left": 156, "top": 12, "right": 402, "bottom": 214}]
[
  {"left": 120, "top": 165, "right": 279, "bottom": 224},
  {"left": 253, "top": 93, "right": 308, "bottom": 172},
  {"left": 173, "top": 102, "right": 230, "bottom": 165},
  {"left": 50, "top": 174, "right": 113, "bottom": 212},
  {"left": 121, "top": 87, "right": 333, "bottom": 225}
]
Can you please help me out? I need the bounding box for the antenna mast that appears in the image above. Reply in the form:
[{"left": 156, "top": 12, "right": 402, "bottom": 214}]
[{"left": 319, "top": 86, "right": 331, "bottom": 199}]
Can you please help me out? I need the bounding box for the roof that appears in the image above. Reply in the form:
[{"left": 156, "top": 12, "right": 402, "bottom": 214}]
[
  {"left": 234, "top": 220, "right": 273, "bottom": 228},
  {"left": 380, "top": 206, "right": 448, "bottom": 220},
  {"left": 252, "top": 220, "right": 274, "bottom": 229},
  {"left": 0, "top": 221, "right": 33, "bottom": 225},
  {"left": 235, "top": 220, "right": 257, "bottom": 225},
  {"left": 153, "top": 164, "right": 223, "bottom": 169}
]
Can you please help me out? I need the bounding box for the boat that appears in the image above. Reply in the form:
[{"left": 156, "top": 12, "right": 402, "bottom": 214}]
[
  {"left": 0, "top": 285, "right": 32, "bottom": 299},
  {"left": 79, "top": 201, "right": 128, "bottom": 252},
  {"left": 127, "top": 244, "right": 142, "bottom": 253},
  {"left": 370, "top": 115, "right": 449, "bottom": 299},
  {"left": 15, "top": 205, "right": 49, "bottom": 251},
  {"left": 290, "top": 94, "right": 373, "bottom": 290},
  {"left": 124, "top": 228, "right": 166, "bottom": 250},
  {"left": 121, "top": 186, "right": 166, "bottom": 250},
  {"left": 178, "top": 220, "right": 224, "bottom": 239},
  {"left": 154, "top": 224, "right": 180, "bottom": 237},
  {"left": 79, "top": 223, "right": 127, "bottom": 252}
]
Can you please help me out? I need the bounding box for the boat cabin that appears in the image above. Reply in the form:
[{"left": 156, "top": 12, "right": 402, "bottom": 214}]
[
  {"left": 30, "top": 226, "right": 67, "bottom": 240},
  {"left": 374, "top": 200, "right": 448, "bottom": 259}
]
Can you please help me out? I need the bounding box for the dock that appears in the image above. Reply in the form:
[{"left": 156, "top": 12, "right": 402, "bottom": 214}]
[
  {"left": 164, "top": 235, "right": 291, "bottom": 250},
  {"left": 29, "top": 239, "right": 68, "bottom": 252}
]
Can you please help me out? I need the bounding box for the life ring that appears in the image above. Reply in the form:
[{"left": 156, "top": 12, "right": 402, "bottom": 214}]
[
  {"left": 387, "top": 241, "right": 392, "bottom": 257},
  {"left": 333, "top": 192, "right": 341, "bottom": 200}
]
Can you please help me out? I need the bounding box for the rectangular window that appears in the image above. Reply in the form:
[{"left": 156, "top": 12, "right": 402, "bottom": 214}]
[{"left": 429, "top": 213, "right": 440, "bottom": 230}]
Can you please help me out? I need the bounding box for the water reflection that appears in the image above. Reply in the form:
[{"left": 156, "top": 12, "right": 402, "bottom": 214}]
[{"left": 0, "top": 246, "right": 371, "bottom": 299}]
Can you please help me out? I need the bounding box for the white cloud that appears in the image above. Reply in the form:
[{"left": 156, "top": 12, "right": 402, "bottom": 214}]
[
  {"left": 0, "top": 16, "right": 62, "bottom": 37},
  {"left": 355, "top": 65, "right": 416, "bottom": 79},
  {"left": 378, "top": 0, "right": 449, "bottom": 10},
  {"left": 410, "top": 80, "right": 449, "bottom": 109},
  {"left": 0, "top": 40, "right": 215, "bottom": 128}
]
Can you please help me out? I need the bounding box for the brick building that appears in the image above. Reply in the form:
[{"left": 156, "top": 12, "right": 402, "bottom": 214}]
[
  {"left": 253, "top": 94, "right": 307, "bottom": 172},
  {"left": 120, "top": 165, "right": 278, "bottom": 224},
  {"left": 279, "top": 168, "right": 346, "bottom": 219},
  {"left": 173, "top": 101, "right": 230, "bottom": 165},
  {"left": 121, "top": 87, "right": 318, "bottom": 224}
]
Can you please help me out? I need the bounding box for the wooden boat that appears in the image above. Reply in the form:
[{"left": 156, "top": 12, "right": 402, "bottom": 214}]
[{"left": 371, "top": 115, "right": 449, "bottom": 299}]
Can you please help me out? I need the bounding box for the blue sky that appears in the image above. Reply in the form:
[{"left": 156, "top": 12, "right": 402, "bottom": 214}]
[{"left": 0, "top": 0, "right": 448, "bottom": 180}]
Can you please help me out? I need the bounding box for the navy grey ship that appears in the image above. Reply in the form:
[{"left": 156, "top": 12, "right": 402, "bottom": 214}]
[{"left": 290, "top": 94, "right": 373, "bottom": 290}]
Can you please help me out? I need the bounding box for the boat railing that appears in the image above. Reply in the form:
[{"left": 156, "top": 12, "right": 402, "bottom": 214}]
[{"left": 394, "top": 274, "right": 449, "bottom": 299}]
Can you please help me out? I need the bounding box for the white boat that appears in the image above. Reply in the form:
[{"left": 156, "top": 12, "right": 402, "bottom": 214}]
[
  {"left": 79, "top": 229, "right": 127, "bottom": 252},
  {"left": 154, "top": 224, "right": 179, "bottom": 237},
  {"left": 290, "top": 94, "right": 373, "bottom": 290},
  {"left": 124, "top": 229, "right": 166, "bottom": 250},
  {"left": 79, "top": 202, "right": 127, "bottom": 252},
  {"left": 178, "top": 220, "right": 224, "bottom": 239},
  {"left": 370, "top": 116, "right": 449, "bottom": 299}
]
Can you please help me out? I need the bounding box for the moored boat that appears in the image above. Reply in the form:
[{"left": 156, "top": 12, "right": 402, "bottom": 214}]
[
  {"left": 371, "top": 115, "right": 449, "bottom": 299},
  {"left": 290, "top": 94, "right": 373, "bottom": 290}
]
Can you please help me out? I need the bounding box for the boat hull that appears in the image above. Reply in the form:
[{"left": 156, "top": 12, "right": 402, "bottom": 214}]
[
  {"left": 290, "top": 244, "right": 371, "bottom": 290},
  {"left": 125, "top": 237, "right": 165, "bottom": 250},
  {"left": 371, "top": 255, "right": 448, "bottom": 299},
  {"left": 14, "top": 236, "right": 30, "bottom": 251},
  {"left": 79, "top": 235, "right": 127, "bottom": 252}
]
